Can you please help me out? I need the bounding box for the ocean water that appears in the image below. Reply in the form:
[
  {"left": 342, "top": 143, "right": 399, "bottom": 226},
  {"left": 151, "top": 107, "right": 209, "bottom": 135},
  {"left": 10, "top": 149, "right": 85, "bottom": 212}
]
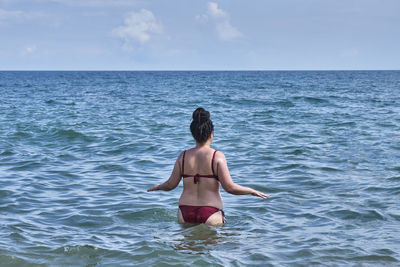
[{"left": 0, "top": 70, "right": 399, "bottom": 266}]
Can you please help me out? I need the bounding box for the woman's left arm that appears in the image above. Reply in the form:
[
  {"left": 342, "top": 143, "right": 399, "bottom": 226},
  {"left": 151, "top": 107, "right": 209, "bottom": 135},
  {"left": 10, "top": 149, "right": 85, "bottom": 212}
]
[{"left": 147, "top": 153, "right": 182, "bottom": 192}]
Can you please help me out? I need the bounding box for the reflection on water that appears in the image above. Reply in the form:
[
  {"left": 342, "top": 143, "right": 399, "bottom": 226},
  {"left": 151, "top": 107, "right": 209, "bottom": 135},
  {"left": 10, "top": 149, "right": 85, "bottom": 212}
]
[{"left": 173, "top": 224, "right": 221, "bottom": 252}]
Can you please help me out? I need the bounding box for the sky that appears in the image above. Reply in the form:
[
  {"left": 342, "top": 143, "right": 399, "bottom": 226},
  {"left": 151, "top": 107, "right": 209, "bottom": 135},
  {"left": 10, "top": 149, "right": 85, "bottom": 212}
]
[{"left": 0, "top": 0, "right": 399, "bottom": 70}]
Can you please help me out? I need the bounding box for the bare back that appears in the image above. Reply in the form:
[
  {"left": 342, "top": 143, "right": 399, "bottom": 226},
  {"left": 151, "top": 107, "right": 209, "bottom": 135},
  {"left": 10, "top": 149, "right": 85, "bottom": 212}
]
[{"left": 178, "top": 147, "right": 223, "bottom": 209}]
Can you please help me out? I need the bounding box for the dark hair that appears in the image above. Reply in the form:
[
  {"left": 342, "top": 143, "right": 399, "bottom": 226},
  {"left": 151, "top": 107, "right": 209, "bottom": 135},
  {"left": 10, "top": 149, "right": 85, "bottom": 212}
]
[{"left": 190, "top": 107, "right": 214, "bottom": 143}]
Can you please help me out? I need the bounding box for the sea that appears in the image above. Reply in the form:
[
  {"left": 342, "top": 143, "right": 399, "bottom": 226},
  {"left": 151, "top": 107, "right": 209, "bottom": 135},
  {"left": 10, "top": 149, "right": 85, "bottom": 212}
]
[{"left": 0, "top": 71, "right": 399, "bottom": 266}]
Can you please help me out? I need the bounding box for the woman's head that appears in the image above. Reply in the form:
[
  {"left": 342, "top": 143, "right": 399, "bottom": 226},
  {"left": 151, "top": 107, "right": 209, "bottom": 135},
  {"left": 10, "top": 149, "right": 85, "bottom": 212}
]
[{"left": 190, "top": 107, "right": 214, "bottom": 144}]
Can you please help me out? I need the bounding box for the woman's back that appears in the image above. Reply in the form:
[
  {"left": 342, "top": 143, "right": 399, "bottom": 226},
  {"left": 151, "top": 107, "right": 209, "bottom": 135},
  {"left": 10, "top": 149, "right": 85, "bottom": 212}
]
[
  {"left": 179, "top": 147, "right": 223, "bottom": 209},
  {"left": 147, "top": 107, "right": 269, "bottom": 226}
]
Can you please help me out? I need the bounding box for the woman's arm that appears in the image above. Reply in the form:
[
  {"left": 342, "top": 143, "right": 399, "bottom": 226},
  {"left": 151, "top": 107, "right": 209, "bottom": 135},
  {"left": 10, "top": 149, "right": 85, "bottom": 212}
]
[
  {"left": 216, "top": 152, "right": 269, "bottom": 199},
  {"left": 147, "top": 152, "right": 183, "bottom": 192}
]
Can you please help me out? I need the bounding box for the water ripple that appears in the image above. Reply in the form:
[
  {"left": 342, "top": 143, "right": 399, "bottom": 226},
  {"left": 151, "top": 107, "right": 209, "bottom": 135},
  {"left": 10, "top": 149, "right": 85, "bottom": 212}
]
[{"left": 0, "top": 71, "right": 399, "bottom": 266}]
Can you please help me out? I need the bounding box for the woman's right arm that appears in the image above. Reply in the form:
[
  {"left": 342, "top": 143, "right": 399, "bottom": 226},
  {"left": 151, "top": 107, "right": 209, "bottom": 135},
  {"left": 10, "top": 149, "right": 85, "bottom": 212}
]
[
  {"left": 216, "top": 152, "right": 269, "bottom": 199},
  {"left": 147, "top": 152, "right": 183, "bottom": 192}
]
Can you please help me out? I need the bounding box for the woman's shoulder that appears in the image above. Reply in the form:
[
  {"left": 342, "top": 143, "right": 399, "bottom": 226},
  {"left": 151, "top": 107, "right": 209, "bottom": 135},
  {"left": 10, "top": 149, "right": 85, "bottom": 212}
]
[
  {"left": 177, "top": 148, "right": 194, "bottom": 159},
  {"left": 176, "top": 150, "right": 186, "bottom": 161},
  {"left": 179, "top": 147, "right": 224, "bottom": 158},
  {"left": 213, "top": 149, "right": 226, "bottom": 162}
]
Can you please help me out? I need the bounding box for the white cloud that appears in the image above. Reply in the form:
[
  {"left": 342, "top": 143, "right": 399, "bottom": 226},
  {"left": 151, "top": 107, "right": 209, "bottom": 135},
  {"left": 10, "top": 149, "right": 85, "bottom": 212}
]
[
  {"left": 208, "top": 2, "right": 227, "bottom": 18},
  {"left": 20, "top": 45, "right": 37, "bottom": 56},
  {"left": 112, "top": 9, "right": 162, "bottom": 46},
  {"left": 196, "top": 2, "right": 242, "bottom": 40},
  {"left": 215, "top": 19, "right": 242, "bottom": 41},
  {"left": 195, "top": 14, "right": 208, "bottom": 23}
]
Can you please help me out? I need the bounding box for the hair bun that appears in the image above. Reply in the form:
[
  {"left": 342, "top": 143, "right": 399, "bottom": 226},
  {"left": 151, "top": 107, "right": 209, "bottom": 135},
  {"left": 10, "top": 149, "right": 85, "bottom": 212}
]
[
  {"left": 192, "top": 107, "right": 210, "bottom": 124},
  {"left": 190, "top": 107, "right": 214, "bottom": 143}
]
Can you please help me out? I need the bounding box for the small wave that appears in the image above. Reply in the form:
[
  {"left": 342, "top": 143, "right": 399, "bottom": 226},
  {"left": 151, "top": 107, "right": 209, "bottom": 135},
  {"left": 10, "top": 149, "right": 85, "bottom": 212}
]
[
  {"left": 330, "top": 121, "right": 357, "bottom": 127},
  {"left": 303, "top": 96, "right": 330, "bottom": 104},
  {"left": 388, "top": 176, "right": 400, "bottom": 182},
  {"left": 259, "top": 155, "right": 277, "bottom": 161},
  {"left": 273, "top": 163, "right": 309, "bottom": 171},
  {"left": 116, "top": 208, "right": 175, "bottom": 222},
  {"left": 388, "top": 212, "right": 400, "bottom": 221},
  {"left": 280, "top": 225, "right": 300, "bottom": 232},
  {"left": 50, "top": 244, "right": 136, "bottom": 265},
  {"left": 0, "top": 150, "right": 14, "bottom": 156},
  {"left": 53, "top": 244, "right": 99, "bottom": 255},
  {"left": 93, "top": 164, "right": 129, "bottom": 172},
  {"left": 0, "top": 203, "right": 18, "bottom": 212},
  {"left": 252, "top": 110, "right": 278, "bottom": 117},
  {"left": 319, "top": 166, "right": 343, "bottom": 172},
  {"left": 291, "top": 248, "right": 314, "bottom": 258},
  {"left": 57, "top": 214, "right": 114, "bottom": 228},
  {"left": 0, "top": 189, "right": 12, "bottom": 198},
  {"left": 49, "top": 128, "right": 93, "bottom": 142},
  {"left": 292, "top": 95, "right": 332, "bottom": 106},
  {"left": 297, "top": 179, "right": 331, "bottom": 189},
  {"left": 102, "top": 144, "right": 136, "bottom": 156},
  {"left": 0, "top": 254, "right": 46, "bottom": 267},
  {"left": 45, "top": 99, "right": 76, "bottom": 106},
  {"left": 134, "top": 159, "right": 157, "bottom": 165},
  {"left": 288, "top": 133, "right": 313, "bottom": 139},
  {"left": 327, "top": 209, "right": 385, "bottom": 221},
  {"left": 376, "top": 121, "right": 396, "bottom": 128},
  {"left": 46, "top": 169, "right": 80, "bottom": 179},
  {"left": 57, "top": 153, "right": 79, "bottom": 161},
  {"left": 244, "top": 252, "right": 273, "bottom": 262},
  {"left": 349, "top": 255, "right": 398, "bottom": 262},
  {"left": 12, "top": 130, "right": 32, "bottom": 138},
  {"left": 283, "top": 149, "right": 305, "bottom": 155},
  {"left": 7, "top": 232, "right": 27, "bottom": 241},
  {"left": 273, "top": 99, "right": 295, "bottom": 108},
  {"left": 281, "top": 82, "right": 295, "bottom": 88},
  {"left": 391, "top": 144, "right": 400, "bottom": 151},
  {"left": 8, "top": 161, "right": 41, "bottom": 171},
  {"left": 364, "top": 186, "right": 400, "bottom": 195},
  {"left": 260, "top": 119, "right": 277, "bottom": 125},
  {"left": 390, "top": 166, "right": 400, "bottom": 172},
  {"left": 374, "top": 248, "right": 397, "bottom": 256},
  {"left": 292, "top": 212, "right": 322, "bottom": 220}
]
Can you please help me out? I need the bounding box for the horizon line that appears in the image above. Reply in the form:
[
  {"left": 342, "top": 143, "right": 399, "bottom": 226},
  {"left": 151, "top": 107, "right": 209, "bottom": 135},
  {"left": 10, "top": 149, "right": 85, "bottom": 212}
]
[{"left": 0, "top": 69, "right": 399, "bottom": 72}]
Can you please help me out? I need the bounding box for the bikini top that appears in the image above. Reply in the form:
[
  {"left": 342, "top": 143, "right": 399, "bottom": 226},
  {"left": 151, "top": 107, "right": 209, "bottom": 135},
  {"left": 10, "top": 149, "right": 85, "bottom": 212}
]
[{"left": 181, "top": 150, "right": 218, "bottom": 184}]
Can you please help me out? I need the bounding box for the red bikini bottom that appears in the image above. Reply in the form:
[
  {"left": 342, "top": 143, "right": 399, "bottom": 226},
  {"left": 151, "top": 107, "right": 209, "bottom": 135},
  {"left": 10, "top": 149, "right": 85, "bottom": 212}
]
[{"left": 179, "top": 205, "right": 225, "bottom": 224}]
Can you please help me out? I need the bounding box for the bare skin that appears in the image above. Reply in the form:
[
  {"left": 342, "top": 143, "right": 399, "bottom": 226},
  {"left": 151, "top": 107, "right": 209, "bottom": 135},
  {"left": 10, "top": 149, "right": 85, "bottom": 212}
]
[{"left": 147, "top": 133, "right": 269, "bottom": 226}]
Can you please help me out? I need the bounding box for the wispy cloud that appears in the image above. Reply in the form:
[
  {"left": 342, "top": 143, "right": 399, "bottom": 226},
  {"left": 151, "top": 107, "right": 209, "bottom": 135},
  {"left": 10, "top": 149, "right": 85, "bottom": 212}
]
[
  {"left": 0, "top": 0, "right": 141, "bottom": 7},
  {"left": 0, "top": 9, "right": 23, "bottom": 20},
  {"left": 196, "top": 2, "right": 242, "bottom": 41},
  {"left": 48, "top": 0, "right": 141, "bottom": 7},
  {"left": 112, "top": 9, "right": 162, "bottom": 46},
  {"left": 0, "top": 8, "right": 44, "bottom": 23},
  {"left": 341, "top": 48, "right": 359, "bottom": 58}
]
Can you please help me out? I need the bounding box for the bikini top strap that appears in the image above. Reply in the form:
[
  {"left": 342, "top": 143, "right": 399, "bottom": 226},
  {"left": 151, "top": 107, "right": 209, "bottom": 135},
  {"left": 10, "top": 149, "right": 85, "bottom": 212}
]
[
  {"left": 182, "top": 150, "right": 186, "bottom": 175},
  {"left": 211, "top": 150, "right": 217, "bottom": 176}
]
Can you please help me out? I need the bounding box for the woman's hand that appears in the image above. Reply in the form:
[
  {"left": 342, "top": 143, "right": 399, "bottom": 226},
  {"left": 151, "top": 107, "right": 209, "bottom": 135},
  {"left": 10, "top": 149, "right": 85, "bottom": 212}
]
[
  {"left": 251, "top": 189, "right": 270, "bottom": 199},
  {"left": 147, "top": 184, "right": 160, "bottom": 192}
]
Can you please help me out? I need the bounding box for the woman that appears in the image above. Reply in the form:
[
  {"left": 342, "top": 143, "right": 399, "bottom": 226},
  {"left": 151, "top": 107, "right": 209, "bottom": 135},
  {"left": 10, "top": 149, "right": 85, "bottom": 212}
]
[{"left": 147, "top": 107, "right": 269, "bottom": 226}]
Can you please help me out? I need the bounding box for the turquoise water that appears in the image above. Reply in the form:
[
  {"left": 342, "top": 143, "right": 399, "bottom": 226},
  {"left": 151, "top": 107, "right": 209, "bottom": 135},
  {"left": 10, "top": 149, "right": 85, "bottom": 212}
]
[{"left": 0, "top": 71, "right": 399, "bottom": 266}]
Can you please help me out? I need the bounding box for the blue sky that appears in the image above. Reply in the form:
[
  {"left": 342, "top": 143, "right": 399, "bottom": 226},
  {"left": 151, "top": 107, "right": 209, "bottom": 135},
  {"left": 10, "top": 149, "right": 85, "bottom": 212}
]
[{"left": 1, "top": 0, "right": 399, "bottom": 70}]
